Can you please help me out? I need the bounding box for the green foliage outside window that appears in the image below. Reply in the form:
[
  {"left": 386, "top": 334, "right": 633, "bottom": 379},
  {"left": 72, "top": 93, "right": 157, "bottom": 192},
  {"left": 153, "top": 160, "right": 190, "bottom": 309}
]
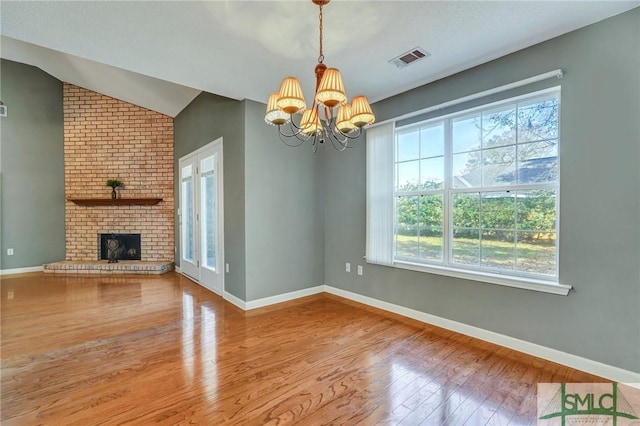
[{"left": 394, "top": 94, "right": 559, "bottom": 275}]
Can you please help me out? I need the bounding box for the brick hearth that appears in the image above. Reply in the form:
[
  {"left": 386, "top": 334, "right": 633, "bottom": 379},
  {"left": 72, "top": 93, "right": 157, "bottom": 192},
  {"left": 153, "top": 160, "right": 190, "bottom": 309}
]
[{"left": 44, "top": 260, "right": 174, "bottom": 275}]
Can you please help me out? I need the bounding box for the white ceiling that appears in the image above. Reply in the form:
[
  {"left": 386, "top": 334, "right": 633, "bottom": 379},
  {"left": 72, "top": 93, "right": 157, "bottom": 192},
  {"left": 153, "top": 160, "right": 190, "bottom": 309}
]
[{"left": 1, "top": 1, "right": 638, "bottom": 118}]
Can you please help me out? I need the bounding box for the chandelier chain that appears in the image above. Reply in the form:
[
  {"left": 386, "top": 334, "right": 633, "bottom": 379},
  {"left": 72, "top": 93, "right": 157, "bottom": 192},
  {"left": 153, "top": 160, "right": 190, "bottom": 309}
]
[{"left": 318, "top": 2, "right": 324, "bottom": 63}]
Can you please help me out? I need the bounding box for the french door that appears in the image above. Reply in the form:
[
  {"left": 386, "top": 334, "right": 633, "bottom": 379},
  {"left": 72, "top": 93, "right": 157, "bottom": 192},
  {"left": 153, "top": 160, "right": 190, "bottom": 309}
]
[{"left": 179, "top": 139, "right": 224, "bottom": 295}]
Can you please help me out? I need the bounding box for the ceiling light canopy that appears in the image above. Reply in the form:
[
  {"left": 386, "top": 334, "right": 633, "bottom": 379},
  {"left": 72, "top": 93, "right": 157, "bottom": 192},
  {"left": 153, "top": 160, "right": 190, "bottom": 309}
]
[{"left": 264, "top": 0, "right": 375, "bottom": 152}]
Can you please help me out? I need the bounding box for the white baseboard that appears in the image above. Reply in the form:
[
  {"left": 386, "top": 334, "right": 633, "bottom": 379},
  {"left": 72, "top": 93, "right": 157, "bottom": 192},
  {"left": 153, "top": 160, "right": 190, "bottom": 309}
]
[
  {"left": 223, "top": 286, "right": 324, "bottom": 311},
  {"left": 245, "top": 285, "right": 325, "bottom": 310},
  {"left": 174, "top": 266, "right": 181, "bottom": 273},
  {"left": 0, "top": 266, "right": 44, "bottom": 276},
  {"left": 223, "top": 291, "right": 246, "bottom": 310},
  {"left": 324, "top": 285, "right": 640, "bottom": 384},
  {"left": 215, "top": 283, "right": 639, "bottom": 383}
]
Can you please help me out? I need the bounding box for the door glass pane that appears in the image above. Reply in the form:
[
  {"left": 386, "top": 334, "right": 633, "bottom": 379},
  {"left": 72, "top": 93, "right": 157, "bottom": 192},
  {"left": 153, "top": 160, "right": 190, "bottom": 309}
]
[
  {"left": 201, "top": 156, "right": 214, "bottom": 174},
  {"left": 181, "top": 164, "right": 193, "bottom": 179},
  {"left": 181, "top": 164, "right": 194, "bottom": 263},
  {"left": 201, "top": 156, "right": 216, "bottom": 271}
]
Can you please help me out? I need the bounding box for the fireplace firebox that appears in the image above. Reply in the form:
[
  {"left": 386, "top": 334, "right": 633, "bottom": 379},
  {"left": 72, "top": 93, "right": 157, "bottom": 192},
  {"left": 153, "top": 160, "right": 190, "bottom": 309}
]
[{"left": 99, "top": 234, "right": 141, "bottom": 263}]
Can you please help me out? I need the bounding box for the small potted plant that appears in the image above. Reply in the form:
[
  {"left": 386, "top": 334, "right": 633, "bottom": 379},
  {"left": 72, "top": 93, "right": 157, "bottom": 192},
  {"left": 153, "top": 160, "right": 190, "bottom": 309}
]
[{"left": 106, "top": 179, "right": 123, "bottom": 199}]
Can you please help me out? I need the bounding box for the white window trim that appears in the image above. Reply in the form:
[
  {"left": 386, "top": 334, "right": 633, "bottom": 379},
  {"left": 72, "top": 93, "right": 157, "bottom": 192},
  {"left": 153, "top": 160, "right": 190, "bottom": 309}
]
[
  {"left": 367, "top": 83, "right": 572, "bottom": 296},
  {"left": 393, "top": 260, "right": 571, "bottom": 295}
]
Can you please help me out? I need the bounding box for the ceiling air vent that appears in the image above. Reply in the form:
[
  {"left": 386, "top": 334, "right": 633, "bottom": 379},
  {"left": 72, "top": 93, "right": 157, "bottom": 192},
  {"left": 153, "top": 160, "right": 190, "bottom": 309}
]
[{"left": 388, "top": 47, "right": 430, "bottom": 69}]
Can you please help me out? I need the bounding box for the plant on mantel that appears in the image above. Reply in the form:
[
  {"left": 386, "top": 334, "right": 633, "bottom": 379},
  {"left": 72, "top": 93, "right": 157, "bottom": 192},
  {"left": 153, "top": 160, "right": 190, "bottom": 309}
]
[
  {"left": 106, "top": 179, "right": 123, "bottom": 199},
  {"left": 67, "top": 179, "right": 163, "bottom": 205}
]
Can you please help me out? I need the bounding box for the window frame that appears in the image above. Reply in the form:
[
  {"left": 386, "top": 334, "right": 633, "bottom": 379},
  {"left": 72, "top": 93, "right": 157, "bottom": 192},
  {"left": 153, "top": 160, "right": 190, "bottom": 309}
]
[{"left": 390, "top": 87, "right": 568, "bottom": 294}]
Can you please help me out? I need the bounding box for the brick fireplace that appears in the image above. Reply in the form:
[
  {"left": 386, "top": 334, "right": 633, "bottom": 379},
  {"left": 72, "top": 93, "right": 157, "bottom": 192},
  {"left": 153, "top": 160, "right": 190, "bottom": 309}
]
[{"left": 63, "top": 84, "right": 174, "bottom": 263}]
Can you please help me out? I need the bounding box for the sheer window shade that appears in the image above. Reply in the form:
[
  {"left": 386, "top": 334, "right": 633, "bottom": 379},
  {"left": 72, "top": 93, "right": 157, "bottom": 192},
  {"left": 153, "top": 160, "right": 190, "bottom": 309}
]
[{"left": 366, "top": 122, "right": 395, "bottom": 265}]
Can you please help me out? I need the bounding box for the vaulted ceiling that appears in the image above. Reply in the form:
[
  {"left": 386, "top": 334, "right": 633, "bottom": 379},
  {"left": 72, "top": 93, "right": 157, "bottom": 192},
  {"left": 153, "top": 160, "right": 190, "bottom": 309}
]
[{"left": 2, "top": 1, "right": 638, "bottom": 117}]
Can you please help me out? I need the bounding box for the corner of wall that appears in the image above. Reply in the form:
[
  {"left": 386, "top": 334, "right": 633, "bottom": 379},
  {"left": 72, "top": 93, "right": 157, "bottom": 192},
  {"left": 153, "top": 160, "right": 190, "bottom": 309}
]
[{"left": 0, "top": 59, "right": 65, "bottom": 269}]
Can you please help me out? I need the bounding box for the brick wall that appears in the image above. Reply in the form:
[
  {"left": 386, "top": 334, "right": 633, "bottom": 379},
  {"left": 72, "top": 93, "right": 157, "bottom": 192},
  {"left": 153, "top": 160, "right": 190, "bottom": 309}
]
[{"left": 64, "top": 84, "right": 174, "bottom": 261}]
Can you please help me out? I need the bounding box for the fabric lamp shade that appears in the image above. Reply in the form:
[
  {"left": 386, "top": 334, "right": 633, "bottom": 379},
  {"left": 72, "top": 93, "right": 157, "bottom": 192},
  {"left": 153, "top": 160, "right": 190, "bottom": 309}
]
[
  {"left": 300, "top": 108, "right": 322, "bottom": 135},
  {"left": 350, "top": 95, "right": 375, "bottom": 127},
  {"left": 264, "top": 92, "right": 290, "bottom": 126},
  {"left": 315, "top": 68, "right": 347, "bottom": 108},
  {"left": 336, "top": 103, "right": 356, "bottom": 133},
  {"left": 277, "top": 77, "right": 306, "bottom": 114}
]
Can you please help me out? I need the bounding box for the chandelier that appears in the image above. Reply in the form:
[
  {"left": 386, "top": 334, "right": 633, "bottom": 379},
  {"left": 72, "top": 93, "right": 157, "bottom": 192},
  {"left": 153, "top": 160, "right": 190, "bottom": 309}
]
[{"left": 264, "top": 0, "right": 375, "bottom": 152}]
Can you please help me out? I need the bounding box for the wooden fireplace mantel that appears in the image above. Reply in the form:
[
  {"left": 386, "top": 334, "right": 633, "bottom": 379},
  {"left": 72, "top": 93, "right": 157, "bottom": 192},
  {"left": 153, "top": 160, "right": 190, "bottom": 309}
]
[{"left": 68, "top": 198, "right": 163, "bottom": 206}]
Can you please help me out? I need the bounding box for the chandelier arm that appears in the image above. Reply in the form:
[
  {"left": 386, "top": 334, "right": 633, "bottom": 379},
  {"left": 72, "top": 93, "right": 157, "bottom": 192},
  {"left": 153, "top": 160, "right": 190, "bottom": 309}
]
[
  {"left": 325, "top": 104, "right": 333, "bottom": 121},
  {"left": 312, "top": 138, "right": 319, "bottom": 153},
  {"left": 334, "top": 127, "right": 362, "bottom": 140},
  {"left": 288, "top": 113, "right": 311, "bottom": 136},
  {"left": 277, "top": 123, "right": 302, "bottom": 138},
  {"left": 286, "top": 129, "right": 313, "bottom": 143},
  {"left": 289, "top": 115, "right": 302, "bottom": 130},
  {"left": 323, "top": 108, "right": 360, "bottom": 141},
  {"left": 293, "top": 131, "right": 312, "bottom": 142},
  {"left": 326, "top": 112, "right": 363, "bottom": 141},
  {"left": 289, "top": 116, "right": 318, "bottom": 142},
  {"left": 323, "top": 123, "right": 350, "bottom": 151},
  {"left": 328, "top": 125, "right": 363, "bottom": 150},
  {"left": 328, "top": 134, "right": 349, "bottom": 152},
  {"left": 278, "top": 121, "right": 312, "bottom": 141},
  {"left": 278, "top": 129, "right": 306, "bottom": 147},
  {"left": 276, "top": 116, "right": 315, "bottom": 142}
]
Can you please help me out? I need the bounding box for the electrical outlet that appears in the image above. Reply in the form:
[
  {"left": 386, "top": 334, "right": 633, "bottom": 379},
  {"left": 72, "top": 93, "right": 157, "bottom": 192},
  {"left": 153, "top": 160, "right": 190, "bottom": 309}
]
[
  {"left": 357, "top": 265, "right": 363, "bottom": 276},
  {"left": 225, "top": 263, "right": 229, "bottom": 273},
  {"left": 7, "top": 248, "right": 14, "bottom": 256},
  {"left": 345, "top": 262, "right": 351, "bottom": 273}
]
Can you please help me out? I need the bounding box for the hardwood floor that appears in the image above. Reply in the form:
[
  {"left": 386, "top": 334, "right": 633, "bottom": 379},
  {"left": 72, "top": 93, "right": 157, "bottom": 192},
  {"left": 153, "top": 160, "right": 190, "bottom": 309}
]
[{"left": 1, "top": 272, "right": 604, "bottom": 425}]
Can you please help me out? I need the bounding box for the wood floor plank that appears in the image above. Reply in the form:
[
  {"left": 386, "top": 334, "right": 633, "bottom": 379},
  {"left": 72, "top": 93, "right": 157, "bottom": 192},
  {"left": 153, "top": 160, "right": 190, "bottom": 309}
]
[{"left": 1, "top": 272, "right": 608, "bottom": 425}]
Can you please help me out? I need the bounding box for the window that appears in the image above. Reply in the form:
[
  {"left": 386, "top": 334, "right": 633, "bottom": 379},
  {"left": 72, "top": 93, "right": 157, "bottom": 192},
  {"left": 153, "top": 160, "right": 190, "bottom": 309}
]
[{"left": 367, "top": 88, "right": 565, "bottom": 292}]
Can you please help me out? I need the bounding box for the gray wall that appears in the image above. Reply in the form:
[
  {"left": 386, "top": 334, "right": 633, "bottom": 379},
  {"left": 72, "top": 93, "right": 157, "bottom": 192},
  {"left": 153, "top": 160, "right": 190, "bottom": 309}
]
[
  {"left": 323, "top": 9, "right": 640, "bottom": 373},
  {"left": 0, "top": 59, "right": 65, "bottom": 269},
  {"left": 174, "top": 92, "right": 246, "bottom": 300},
  {"left": 243, "top": 99, "right": 324, "bottom": 301},
  {"left": 174, "top": 96, "right": 325, "bottom": 302}
]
